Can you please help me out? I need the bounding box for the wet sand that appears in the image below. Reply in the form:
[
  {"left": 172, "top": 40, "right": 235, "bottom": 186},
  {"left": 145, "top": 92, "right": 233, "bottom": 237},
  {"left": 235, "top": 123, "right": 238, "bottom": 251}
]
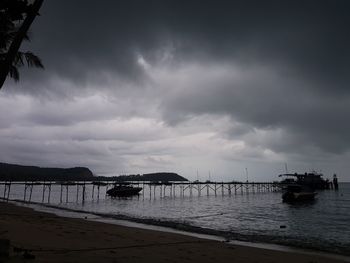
[{"left": 0, "top": 201, "right": 348, "bottom": 263}]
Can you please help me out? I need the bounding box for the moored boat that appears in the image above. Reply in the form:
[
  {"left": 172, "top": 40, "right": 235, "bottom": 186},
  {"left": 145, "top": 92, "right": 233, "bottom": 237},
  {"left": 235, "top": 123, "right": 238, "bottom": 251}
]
[
  {"left": 106, "top": 184, "right": 142, "bottom": 197},
  {"left": 282, "top": 185, "right": 317, "bottom": 202},
  {"left": 279, "top": 172, "right": 330, "bottom": 190}
]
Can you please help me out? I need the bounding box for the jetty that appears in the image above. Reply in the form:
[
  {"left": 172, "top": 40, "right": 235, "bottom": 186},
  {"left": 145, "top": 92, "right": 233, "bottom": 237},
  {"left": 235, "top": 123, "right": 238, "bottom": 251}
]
[{"left": 0, "top": 181, "right": 281, "bottom": 203}]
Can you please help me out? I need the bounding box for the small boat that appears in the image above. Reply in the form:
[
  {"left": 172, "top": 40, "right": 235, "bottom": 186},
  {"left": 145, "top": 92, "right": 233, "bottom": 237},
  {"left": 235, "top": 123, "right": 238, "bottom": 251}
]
[
  {"left": 106, "top": 184, "right": 142, "bottom": 197},
  {"left": 282, "top": 185, "right": 317, "bottom": 202}
]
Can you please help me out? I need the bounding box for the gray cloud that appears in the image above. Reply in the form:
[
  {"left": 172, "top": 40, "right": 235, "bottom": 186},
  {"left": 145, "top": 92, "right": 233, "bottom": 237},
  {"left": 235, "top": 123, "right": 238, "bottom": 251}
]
[
  {"left": 1, "top": 0, "right": 350, "bottom": 180},
  {"left": 13, "top": 0, "right": 349, "bottom": 92},
  {"left": 158, "top": 62, "right": 350, "bottom": 156}
]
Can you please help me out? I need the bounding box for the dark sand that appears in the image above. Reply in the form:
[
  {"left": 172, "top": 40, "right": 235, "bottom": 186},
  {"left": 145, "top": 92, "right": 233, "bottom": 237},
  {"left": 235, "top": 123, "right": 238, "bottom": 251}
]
[{"left": 0, "top": 201, "right": 348, "bottom": 263}]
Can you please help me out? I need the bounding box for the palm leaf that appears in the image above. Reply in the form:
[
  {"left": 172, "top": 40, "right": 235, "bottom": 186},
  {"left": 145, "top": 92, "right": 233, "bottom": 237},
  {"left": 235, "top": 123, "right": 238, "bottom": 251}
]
[
  {"left": 13, "top": 51, "right": 25, "bottom": 66},
  {"left": 24, "top": 51, "right": 43, "bottom": 68},
  {"left": 8, "top": 64, "right": 19, "bottom": 81},
  {"left": 8, "top": 50, "right": 43, "bottom": 82}
]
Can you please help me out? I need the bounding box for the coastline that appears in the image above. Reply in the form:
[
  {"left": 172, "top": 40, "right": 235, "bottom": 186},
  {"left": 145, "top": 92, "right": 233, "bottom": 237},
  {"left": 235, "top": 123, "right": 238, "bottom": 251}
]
[
  {"left": 10, "top": 198, "right": 350, "bottom": 257},
  {"left": 0, "top": 201, "right": 349, "bottom": 263}
]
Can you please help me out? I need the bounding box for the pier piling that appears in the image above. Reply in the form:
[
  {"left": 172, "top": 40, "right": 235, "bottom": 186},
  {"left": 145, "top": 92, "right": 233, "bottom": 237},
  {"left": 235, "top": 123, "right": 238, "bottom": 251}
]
[{"left": 1, "top": 181, "right": 283, "bottom": 203}]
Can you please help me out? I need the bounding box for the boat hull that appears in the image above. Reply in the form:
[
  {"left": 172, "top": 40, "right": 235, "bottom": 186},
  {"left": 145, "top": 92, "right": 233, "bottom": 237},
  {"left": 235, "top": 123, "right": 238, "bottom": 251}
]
[
  {"left": 107, "top": 187, "right": 142, "bottom": 197},
  {"left": 282, "top": 191, "right": 317, "bottom": 202}
]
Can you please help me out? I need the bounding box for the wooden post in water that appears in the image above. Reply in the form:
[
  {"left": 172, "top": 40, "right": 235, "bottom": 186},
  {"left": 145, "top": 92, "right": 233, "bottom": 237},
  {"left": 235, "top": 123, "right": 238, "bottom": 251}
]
[
  {"left": 2, "top": 184, "right": 4, "bottom": 199},
  {"left": 82, "top": 183, "right": 86, "bottom": 203},
  {"left": 48, "top": 184, "right": 51, "bottom": 203},
  {"left": 6, "top": 183, "right": 11, "bottom": 201},
  {"left": 4, "top": 183, "right": 11, "bottom": 201},
  {"left": 24, "top": 182, "right": 27, "bottom": 201},
  {"left": 42, "top": 183, "right": 45, "bottom": 203},
  {"left": 97, "top": 185, "right": 100, "bottom": 200},
  {"left": 76, "top": 184, "right": 79, "bottom": 202},
  {"left": 29, "top": 184, "right": 33, "bottom": 202},
  {"left": 7, "top": 183, "right": 11, "bottom": 201},
  {"left": 60, "top": 184, "right": 63, "bottom": 203}
]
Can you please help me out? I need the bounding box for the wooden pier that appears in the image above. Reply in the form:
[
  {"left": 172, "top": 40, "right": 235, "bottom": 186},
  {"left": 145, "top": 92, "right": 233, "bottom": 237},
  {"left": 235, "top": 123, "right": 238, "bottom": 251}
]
[{"left": 0, "top": 181, "right": 281, "bottom": 203}]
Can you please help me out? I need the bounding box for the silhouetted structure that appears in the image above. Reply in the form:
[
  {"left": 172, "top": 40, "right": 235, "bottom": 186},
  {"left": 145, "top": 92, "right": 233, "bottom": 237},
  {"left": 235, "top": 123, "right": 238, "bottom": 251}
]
[
  {"left": 282, "top": 185, "right": 317, "bottom": 203},
  {"left": 0, "top": 181, "right": 280, "bottom": 203},
  {"left": 333, "top": 174, "right": 339, "bottom": 190},
  {"left": 279, "top": 172, "right": 331, "bottom": 190},
  {"left": 106, "top": 184, "right": 142, "bottom": 197},
  {"left": 0, "top": 0, "right": 44, "bottom": 89}
]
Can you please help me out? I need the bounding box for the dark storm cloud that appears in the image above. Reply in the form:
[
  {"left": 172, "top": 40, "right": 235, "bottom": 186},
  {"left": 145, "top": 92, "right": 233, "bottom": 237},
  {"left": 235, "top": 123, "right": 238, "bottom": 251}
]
[{"left": 18, "top": 0, "right": 350, "bottom": 92}]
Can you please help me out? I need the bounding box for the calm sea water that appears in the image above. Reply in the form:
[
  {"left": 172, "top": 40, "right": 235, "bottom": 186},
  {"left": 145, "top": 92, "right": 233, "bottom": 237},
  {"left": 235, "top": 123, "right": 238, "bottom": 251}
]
[{"left": 3, "top": 182, "right": 350, "bottom": 255}]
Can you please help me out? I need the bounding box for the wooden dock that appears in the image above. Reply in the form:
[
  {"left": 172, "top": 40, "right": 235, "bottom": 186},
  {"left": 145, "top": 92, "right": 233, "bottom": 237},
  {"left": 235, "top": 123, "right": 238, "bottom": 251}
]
[{"left": 0, "top": 181, "right": 281, "bottom": 203}]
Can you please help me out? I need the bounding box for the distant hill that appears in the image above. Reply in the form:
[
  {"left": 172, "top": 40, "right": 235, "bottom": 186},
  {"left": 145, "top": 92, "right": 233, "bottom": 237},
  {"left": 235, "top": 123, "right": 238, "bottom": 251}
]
[
  {"left": 106, "top": 172, "right": 188, "bottom": 182},
  {"left": 0, "top": 163, "right": 188, "bottom": 182},
  {"left": 0, "top": 162, "right": 94, "bottom": 181}
]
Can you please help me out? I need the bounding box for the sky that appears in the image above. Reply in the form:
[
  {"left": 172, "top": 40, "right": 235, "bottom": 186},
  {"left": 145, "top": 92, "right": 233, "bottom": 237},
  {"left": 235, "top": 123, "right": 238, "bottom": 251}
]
[{"left": 1, "top": 0, "right": 350, "bottom": 181}]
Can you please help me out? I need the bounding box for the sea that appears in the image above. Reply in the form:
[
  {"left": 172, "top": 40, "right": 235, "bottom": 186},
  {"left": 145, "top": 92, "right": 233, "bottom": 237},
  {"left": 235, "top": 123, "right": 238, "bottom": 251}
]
[{"left": 2, "top": 182, "right": 350, "bottom": 257}]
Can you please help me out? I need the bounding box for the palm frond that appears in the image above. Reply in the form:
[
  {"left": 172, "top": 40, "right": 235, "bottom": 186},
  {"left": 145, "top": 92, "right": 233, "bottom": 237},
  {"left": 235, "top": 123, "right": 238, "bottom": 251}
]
[
  {"left": 13, "top": 51, "right": 25, "bottom": 66},
  {"left": 8, "top": 51, "right": 43, "bottom": 81},
  {"left": 24, "top": 51, "right": 43, "bottom": 68},
  {"left": 8, "top": 64, "right": 19, "bottom": 81}
]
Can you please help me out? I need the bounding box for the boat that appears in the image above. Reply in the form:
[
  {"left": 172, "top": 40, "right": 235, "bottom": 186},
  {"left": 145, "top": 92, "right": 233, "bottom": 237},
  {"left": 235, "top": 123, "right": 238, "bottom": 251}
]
[
  {"left": 279, "top": 172, "right": 330, "bottom": 190},
  {"left": 106, "top": 184, "right": 142, "bottom": 197},
  {"left": 282, "top": 184, "right": 317, "bottom": 202}
]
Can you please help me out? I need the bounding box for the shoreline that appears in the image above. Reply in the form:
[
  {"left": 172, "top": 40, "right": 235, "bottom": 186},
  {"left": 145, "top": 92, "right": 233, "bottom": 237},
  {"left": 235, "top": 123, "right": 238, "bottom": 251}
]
[
  {"left": 9, "top": 198, "right": 350, "bottom": 258},
  {"left": 1, "top": 201, "right": 349, "bottom": 262}
]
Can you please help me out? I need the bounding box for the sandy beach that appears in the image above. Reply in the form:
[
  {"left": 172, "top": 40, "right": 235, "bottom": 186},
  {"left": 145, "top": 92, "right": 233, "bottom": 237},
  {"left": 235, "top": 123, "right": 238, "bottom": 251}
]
[{"left": 0, "top": 201, "right": 348, "bottom": 263}]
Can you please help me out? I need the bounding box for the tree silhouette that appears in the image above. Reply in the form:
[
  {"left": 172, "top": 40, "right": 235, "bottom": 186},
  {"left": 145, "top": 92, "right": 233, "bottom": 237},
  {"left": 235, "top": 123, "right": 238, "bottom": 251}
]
[{"left": 0, "top": 0, "right": 44, "bottom": 90}]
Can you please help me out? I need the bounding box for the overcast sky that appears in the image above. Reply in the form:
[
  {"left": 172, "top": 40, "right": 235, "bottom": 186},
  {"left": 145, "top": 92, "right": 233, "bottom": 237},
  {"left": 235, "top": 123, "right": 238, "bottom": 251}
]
[{"left": 1, "top": 0, "right": 350, "bottom": 181}]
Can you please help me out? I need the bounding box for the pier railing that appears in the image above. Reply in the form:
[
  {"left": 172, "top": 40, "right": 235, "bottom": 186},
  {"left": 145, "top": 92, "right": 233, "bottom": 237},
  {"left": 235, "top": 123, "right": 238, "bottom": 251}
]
[{"left": 0, "top": 181, "right": 281, "bottom": 203}]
